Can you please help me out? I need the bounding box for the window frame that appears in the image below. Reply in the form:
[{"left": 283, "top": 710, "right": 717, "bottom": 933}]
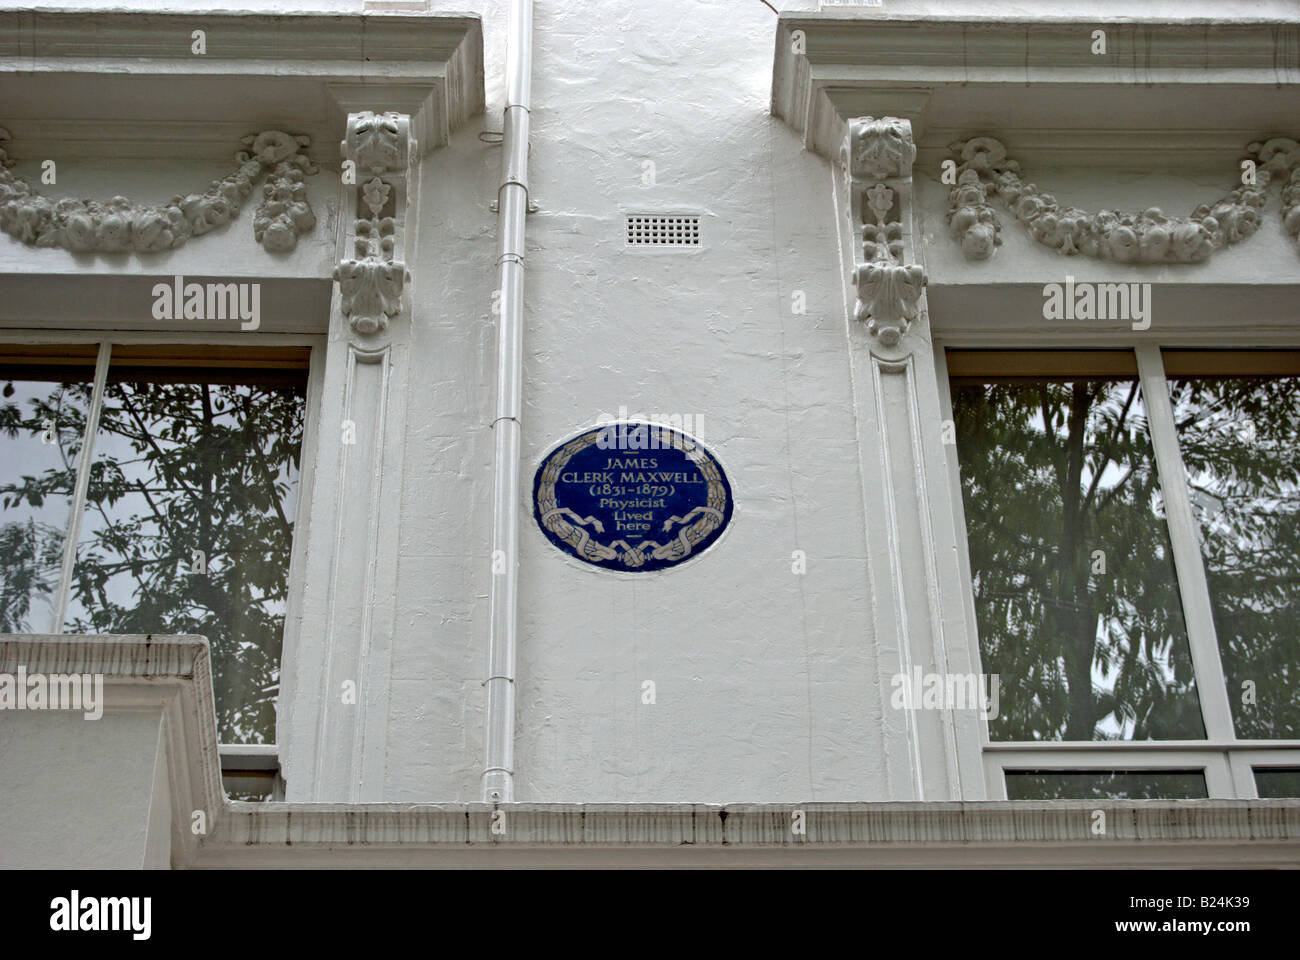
[
  {"left": 936, "top": 335, "right": 1300, "bottom": 800},
  {"left": 0, "top": 329, "right": 325, "bottom": 750}
]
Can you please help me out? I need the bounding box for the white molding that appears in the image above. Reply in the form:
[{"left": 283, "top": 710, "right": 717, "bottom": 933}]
[
  {"left": 308, "top": 343, "right": 395, "bottom": 801},
  {"left": 932, "top": 340, "right": 993, "bottom": 762},
  {"left": 772, "top": 14, "right": 1300, "bottom": 166},
  {"left": 0, "top": 10, "right": 484, "bottom": 160},
  {"left": 197, "top": 799, "right": 1300, "bottom": 867},
  {"left": 273, "top": 340, "right": 326, "bottom": 775},
  {"left": 834, "top": 119, "right": 987, "bottom": 800},
  {"left": 943, "top": 135, "right": 1297, "bottom": 265},
  {"left": 286, "top": 140, "right": 413, "bottom": 799}
]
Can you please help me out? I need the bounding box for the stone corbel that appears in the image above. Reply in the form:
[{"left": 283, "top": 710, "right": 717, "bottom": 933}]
[
  {"left": 0, "top": 126, "right": 317, "bottom": 253},
  {"left": 840, "top": 117, "right": 926, "bottom": 347},
  {"left": 334, "top": 111, "right": 417, "bottom": 337},
  {"left": 947, "top": 135, "right": 1300, "bottom": 263}
]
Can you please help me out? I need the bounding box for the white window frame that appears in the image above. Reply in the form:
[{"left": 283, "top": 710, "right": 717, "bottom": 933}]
[
  {"left": 935, "top": 335, "right": 1300, "bottom": 800},
  {"left": 0, "top": 329, "right": 324, "bottom": 750}
]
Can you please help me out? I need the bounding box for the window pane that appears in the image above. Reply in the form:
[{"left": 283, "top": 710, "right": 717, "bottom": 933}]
[
  {"left": 951, "top": 360, "right": 1205, "bottom": 741},
  {"left": 1254, "top": 768, "right": 1300, "bottom": 798},
  {"left": 0, "top": 349, "right": 98, "bottom": 633},
  {"left": 64, "top": 353, "right": 307, "bottom": 744},
  {"left": 1005, "top": 770, "right": 1208, "bottom": 800},
  {"left": 222, "top": 771, "right": 277, "bottom": 801},
  {"left": 1167, "top": 362, "right": 1300, "bottom": 738}
]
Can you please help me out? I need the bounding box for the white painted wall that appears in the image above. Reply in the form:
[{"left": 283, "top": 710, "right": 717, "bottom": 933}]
[
  {"left": 395, "top": 0, "right": 882, "bottom": 802},
  {"left": 5, "top": 0, "right": 1300, "bottom": 808},
  {"left": 0, "top": 708, "right": 170, "bottom": 868}
]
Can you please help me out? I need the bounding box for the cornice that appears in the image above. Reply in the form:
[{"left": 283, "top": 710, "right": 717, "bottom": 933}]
[
  {"left": 773, "top": 13, "right": 1300, "bottom": 167},
  {"left": 1, "top": 632, "right": 210, "bottom": 680},
  {"left": 213, "top": 798, "right": 1300, "bottom": 845},
  {"left": 0, "top": 10, "right": 478, "bottom": 68},
  {"left": 775, "top": 15, "right": 1300, "bottom": 72},
  {"left": 203, "top": 799, "right": 1300, "bottom": 867},
  {"left": 0, "top": 10, "right": 485, "bottom": 160}
]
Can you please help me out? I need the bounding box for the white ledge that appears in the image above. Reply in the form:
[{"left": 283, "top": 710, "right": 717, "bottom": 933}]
[
  {"left": 208, "top": 798, "right": 1300, "bottom": 852},
  {"left": 5, "top": 633, "right": 1299, "bottom": 868}
]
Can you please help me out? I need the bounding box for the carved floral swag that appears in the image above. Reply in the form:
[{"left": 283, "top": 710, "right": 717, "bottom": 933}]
[
  {"left": 0, "top": 128, "right": 318, "bottom": 254},
  {"left": 947, "top": 135, "right": 1300, "bottom": 264}
]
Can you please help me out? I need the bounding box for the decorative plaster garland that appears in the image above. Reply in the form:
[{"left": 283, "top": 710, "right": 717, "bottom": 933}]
[
  {"left": 0, "top": 127, "right": 318, "bottom": 254},
  {"left": 947, "top": 136, "right": 1300, "bottom": 263}
]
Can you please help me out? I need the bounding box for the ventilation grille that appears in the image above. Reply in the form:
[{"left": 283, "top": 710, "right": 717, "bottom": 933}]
[{"left": 626, "top": 215, "right": 701, "bottom": 247}]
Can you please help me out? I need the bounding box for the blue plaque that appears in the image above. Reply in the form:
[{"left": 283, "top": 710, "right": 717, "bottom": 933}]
[{"left": 533, "top": 421, "right": 733, "bottom": 572}]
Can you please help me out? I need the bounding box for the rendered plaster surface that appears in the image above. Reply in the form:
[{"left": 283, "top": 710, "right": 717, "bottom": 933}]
[
  {"left": 0, "top": 707, "right": 168, "bottom": 868},
  {"left": 6, "top": 0, "right": 1300, "bottom": 807},
  {"left": 377, "top": 0, "right": 882, "bottom": 802}
]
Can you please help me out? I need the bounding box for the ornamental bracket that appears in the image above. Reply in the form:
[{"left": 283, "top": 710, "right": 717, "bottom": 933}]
[
  {"left": 334, "top": 111, "right": 417, "bottom": 338},
  {"left": 839, "top": 117, "right": 926, "bottom": 347}
]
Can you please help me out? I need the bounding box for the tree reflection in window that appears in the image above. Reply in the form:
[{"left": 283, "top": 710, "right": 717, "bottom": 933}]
[
  {"left": 1005, "top": 770, "right": 1208, "bottom": 800},
  {"left": 951, "top": 360, "right": 1205, "bottom": 742},
  {"left": 0, "top": 348, "right": 306, "bottom": 744},
  {"left": 1167, "top": 361, "right": 1300, "bottom": 738},
  {"left": 1254, "top": 768, "right": 1300, "bottom": 798},
  {"left": 0, "top": 351, "right": 96, "bottom": 632}
]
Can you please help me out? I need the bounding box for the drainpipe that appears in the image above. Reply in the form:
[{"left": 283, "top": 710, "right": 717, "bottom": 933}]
[{"left": 482, "top": 0, "right": 533, "bottom": 804}]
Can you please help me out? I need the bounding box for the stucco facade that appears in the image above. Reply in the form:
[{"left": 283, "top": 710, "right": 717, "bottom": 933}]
[{"left": 2, "top": 0, "right": 1300, "bottom": 868}]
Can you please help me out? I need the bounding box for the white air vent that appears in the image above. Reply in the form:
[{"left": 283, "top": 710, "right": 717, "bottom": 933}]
[{"left": 625, "top": 215, "right": 700, "bottom": 247}]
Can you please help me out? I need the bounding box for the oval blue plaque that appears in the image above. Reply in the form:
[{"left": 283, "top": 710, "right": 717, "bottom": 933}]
[{"left": 533, "top": 422, "right": 733, "bottom": 572}]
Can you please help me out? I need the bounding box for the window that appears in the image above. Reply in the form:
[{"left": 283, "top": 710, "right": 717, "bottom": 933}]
[
  {"left": 1164, "top": 352, "right": 1300, "bottom": 739},
  {"left": 949, "top": 352, "right": 1203, "bottom": 743},
  {"left": 0, "top": 342, "right": 310, "bottom": 745},
  {"left": 1005, "top": 770, "right": 1209, "bottom": 801},
  {"left": 1253, "top": 768, "right": 1300, "bottom": 799},
  {"left": 944, "top": 348, "right": 1300, "bottom": 799}
]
